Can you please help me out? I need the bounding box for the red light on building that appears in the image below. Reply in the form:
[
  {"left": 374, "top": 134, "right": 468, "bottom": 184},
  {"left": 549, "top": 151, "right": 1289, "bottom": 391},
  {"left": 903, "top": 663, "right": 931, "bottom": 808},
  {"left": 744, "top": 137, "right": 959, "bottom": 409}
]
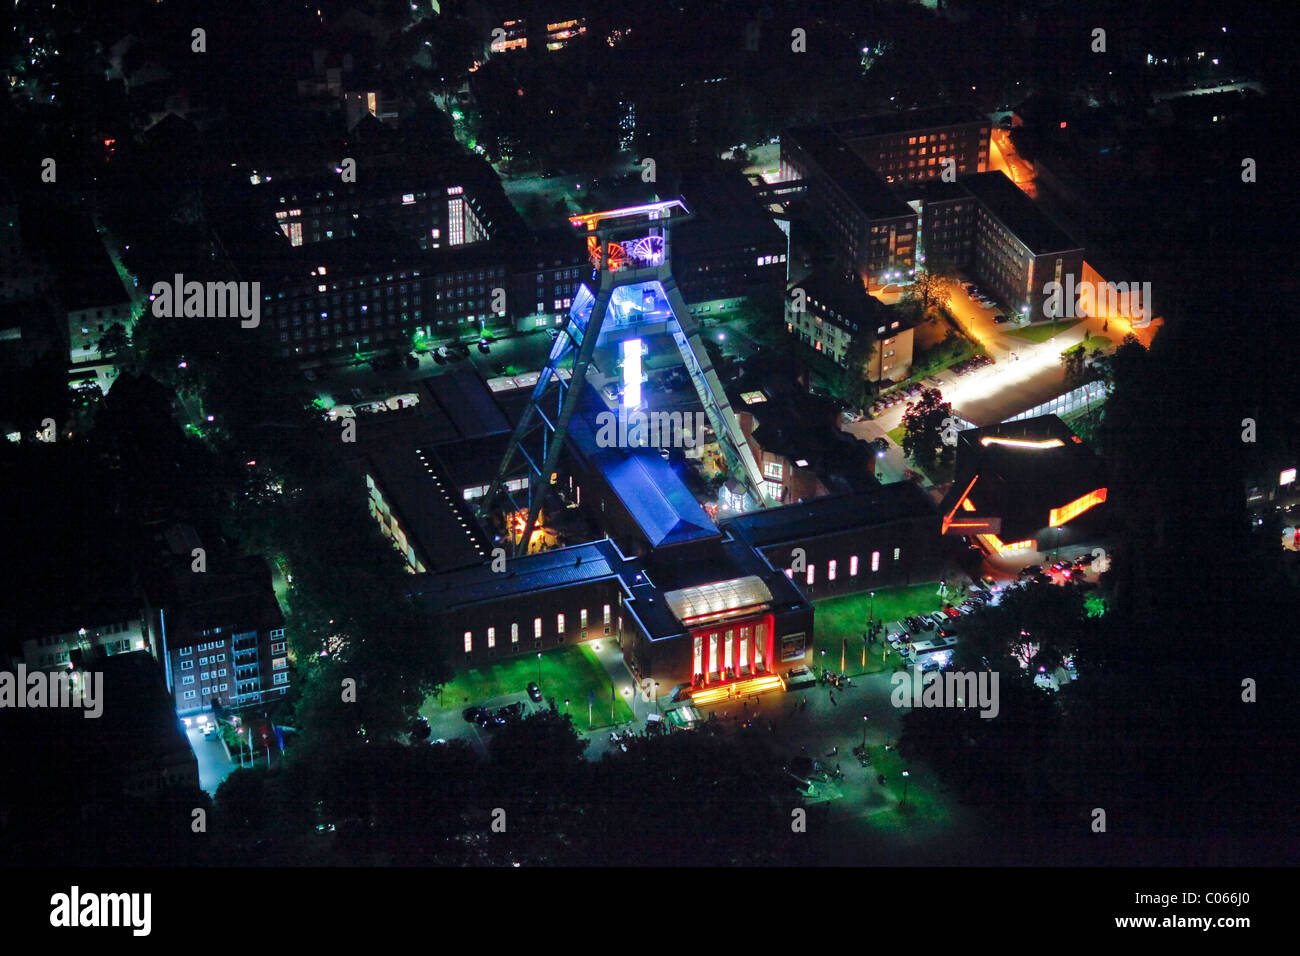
[{"left": 1059, "top": 121, "right": 1067, "bottom": 129}]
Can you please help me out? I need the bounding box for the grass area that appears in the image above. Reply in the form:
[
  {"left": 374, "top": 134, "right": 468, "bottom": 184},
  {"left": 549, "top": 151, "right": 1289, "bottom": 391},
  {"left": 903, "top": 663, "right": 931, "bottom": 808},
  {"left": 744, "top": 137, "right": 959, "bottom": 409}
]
[
  {"left": 866, "top": 742, "right": 951, "bottom": 828},
  {"left": 887, "top": 425, "right": 905, "bottom": 446},
  {"left": 424, "top": 643, "right": 635, "bottom": 731},
  {"left": 811, "top": 583, "right": 958, "bottom": 677},
  {"left": 1062, "top": 335, "right": 1111, "bottom": 355},
  {"left": 1005, "top": 320, "right": 1081, "bottom": 343},
  {"left": 1060, "top": 398, "right": 1106, "bottom": 429}
]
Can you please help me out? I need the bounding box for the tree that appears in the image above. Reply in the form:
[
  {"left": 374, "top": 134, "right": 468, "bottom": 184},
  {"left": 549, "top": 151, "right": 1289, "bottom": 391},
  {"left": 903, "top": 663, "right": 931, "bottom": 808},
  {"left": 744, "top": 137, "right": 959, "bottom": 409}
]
[
  {"left": 96, "top": 322, "right": 130, "bottom": 359},
  {"left": 902, "top": 269, "right": 952, "bottom": 316},
  {"left": 1060, "top": 344, "right": 1087, "bottom": 387},
  {"left": 900, "top": 386, "right": 953, "bottom": 471},
  {"left": 839, "top": 333, "right": 878, "bottom": 412}
]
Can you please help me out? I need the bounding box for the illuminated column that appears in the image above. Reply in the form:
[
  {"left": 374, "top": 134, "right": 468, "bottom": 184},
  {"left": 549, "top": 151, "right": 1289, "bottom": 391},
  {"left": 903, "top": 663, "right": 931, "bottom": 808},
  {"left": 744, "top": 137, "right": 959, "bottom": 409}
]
[{"left": 764, "top": 618, "right": 774, "bottom": 673}]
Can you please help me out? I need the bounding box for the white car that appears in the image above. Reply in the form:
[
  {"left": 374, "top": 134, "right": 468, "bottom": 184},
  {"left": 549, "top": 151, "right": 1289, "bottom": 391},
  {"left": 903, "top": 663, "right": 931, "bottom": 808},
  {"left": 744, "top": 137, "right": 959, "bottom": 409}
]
[{"left": 929, "top": 611, "right": 950, "bottom": 628}]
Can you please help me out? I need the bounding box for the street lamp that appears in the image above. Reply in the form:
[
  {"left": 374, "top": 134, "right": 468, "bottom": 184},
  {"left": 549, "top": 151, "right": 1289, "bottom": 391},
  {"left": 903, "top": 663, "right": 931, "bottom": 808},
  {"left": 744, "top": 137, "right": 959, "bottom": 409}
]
[
  {"left": 862, "top": 714, "right": 870, "bottom": 749},
  {"left": 901, "top": 769, "right": 910, "bottom": 807},
  {"left": 564, "top": 698, "right": 570, "bottom": 714},
  {"left": 869, "top": 589, "right": 876, "bottom": 632},
  {"left": 537, "top": 651, "right": 542, "bottom": 686}
]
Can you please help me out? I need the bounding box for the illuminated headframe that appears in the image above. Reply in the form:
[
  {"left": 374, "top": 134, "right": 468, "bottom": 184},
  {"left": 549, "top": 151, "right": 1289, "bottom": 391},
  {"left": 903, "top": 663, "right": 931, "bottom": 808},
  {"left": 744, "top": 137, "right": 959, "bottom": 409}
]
[{"left": 570, "top": 200, "right": 690, "bottom": 273}]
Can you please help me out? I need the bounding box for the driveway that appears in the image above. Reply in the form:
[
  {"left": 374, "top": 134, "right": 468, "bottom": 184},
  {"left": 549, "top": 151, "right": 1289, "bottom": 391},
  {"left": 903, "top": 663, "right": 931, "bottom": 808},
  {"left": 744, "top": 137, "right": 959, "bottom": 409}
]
[{"left": 186, "top": 725, "right": 236, "bottom": 796}]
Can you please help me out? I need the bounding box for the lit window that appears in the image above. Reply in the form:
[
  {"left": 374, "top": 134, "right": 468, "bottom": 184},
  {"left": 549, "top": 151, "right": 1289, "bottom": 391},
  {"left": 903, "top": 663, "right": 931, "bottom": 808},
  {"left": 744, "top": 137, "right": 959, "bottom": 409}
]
[
  {"left": 828, "top": 560, "right": 837, "bottom": 581},
  {"left": 893, "top": 548, "right": 900, "bottom": 561},
  {"left": 511, "top": 623, "right": 519, "bottom": 644},
  {"left": 850, "top": 555, "right": 859, "bottom": 576},
  {"left": 557, "top": 613, "right": 565, "bottom": 634},
  {"left": 487, "top": 627, "right": 496, "bottom": 648},
  {"left": 534, "top": 618, "right": 542, "bottom": 639},
  {"left": 603, "top": 604, "right": 611, "bottom": 625},
  {"left": 1049, "top": 488, "right": 1108, "bottom": 527},
  {"left": 871, "top": 551, "right": 881, "bottom": 572},
  {"left": 807, "top": 565, "right": 815, "bottom": 585},
  {"left": 580, "top": 609, "right": 588, "bottom": 628},
  {"left": 463, "top": 631, "right": 472, "bottom": 652}
]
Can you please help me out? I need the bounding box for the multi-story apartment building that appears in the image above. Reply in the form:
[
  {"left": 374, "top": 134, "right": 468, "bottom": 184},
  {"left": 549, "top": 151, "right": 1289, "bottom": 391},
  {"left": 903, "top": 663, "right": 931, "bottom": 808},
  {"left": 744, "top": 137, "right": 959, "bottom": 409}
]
[
  {"left": 260, "top": 228, "right": 509, "bottom": 358},
  {"left": 909, "top": 179, "right": 977, "bottom": 271},
  {"left": 781, "top": 126, "right": 917, "bottom": 290},
  {"left": 832, "top": 106, "right": 990, "bottom": 185},
  {"left": 262, "top": 173, "right": 496, "bottom": 251},
  {"left": 958, "top": 172, "right": 1084, "bottom": 318},
  {"left": 674, "top": 160, "right": 789, "bottom": 316},
  {"left": 785, "top": 269, "right": 916, "bottom": 381},
  {"left": 18, "top": 609, "right": 149, "bottom": 672},
  {"left": 509, "top": 225, "right": 592, "bottom": 331},
  {"left": 147, "top": 557, "right": 288, "bottom": 716}
]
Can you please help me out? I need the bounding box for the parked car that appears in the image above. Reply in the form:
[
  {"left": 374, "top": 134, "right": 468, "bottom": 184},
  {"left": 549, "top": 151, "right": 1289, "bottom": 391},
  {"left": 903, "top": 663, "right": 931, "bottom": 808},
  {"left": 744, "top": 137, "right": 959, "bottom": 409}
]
[
  {"left": 918, "top": 614, "right": 937, "bottom": 631},
  {"left": 930, "top": 611, "right": 951, "bottom": 628},
  {"left": 498, "top": 702, "right": 525, "bottom": 721},
  {"left": 993, "top": 314, "right": 1009, "bottom": 324},
  {"left": 410, "top": 715, "right": 431, "bottom": 740},
  {"left": 1019, "top": 564, "right": 1043, "bottom": 577},
  {"left": 462, "top": 706, "right": 486, "bottom": 724},
  {"left": 944, "top": 606, "right": 962, "bottom": 619},
  {"left": 477, "top": 341, "right": 490, "bottom": 354},
  {"left": 527, "top": 681, "right": 543, "bottom": 702}
]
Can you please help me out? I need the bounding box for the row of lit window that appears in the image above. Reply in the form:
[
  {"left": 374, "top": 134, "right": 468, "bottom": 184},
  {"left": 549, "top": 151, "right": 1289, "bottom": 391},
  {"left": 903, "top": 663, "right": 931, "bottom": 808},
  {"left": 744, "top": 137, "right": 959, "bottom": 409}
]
[
  {"left": 464, "top": 605, "right": 613, "bottom": 652},
  {"left": 787, "top": 549, "right": 901, "bottom": 585}
]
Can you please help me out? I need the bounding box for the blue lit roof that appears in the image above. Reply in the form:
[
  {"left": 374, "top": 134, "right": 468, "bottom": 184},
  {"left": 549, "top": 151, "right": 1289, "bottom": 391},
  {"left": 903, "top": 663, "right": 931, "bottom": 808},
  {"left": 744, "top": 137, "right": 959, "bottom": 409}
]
[{"left": 567, "top": 410, "right": 719, "bottom": 549}]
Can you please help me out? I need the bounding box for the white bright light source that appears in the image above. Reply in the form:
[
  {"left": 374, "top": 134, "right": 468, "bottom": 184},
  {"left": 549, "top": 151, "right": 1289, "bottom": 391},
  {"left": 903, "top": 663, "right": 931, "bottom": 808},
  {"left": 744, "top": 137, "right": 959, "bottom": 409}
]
[
  {"left": 1281, "top": 468, "right": 1296, "bottom": 486},
  {"left": 622, "top": 338, "right": 642, "bottom": 408}
]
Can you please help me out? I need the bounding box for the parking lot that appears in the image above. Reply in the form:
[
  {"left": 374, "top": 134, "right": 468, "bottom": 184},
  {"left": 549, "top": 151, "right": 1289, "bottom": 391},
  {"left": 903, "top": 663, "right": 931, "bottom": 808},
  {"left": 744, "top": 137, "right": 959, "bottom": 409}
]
[{"left": 421, "top": 643, "right": 636, "bottom": 749}]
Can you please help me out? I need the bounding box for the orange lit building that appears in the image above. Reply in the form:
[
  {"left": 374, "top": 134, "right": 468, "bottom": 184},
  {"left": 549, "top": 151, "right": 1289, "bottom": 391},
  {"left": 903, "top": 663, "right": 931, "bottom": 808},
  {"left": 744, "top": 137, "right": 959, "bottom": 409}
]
[{"left": 939, "top": 415, "right": 1109, "bottom": 555}]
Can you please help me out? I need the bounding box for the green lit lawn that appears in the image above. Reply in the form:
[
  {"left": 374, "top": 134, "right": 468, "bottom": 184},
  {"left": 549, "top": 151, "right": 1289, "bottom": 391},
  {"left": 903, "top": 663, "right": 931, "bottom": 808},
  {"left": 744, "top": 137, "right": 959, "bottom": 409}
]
[
  {"left": 424, "top": 643, "right": 634, "bottom": 730},
  {"left": 812, "top": 583, "right": 955, "bottom": 677},
  {"left": 1005, "top": 320, "right": 1080, "bottom": 343},
  {"left": 866, "top": 743, "right": 951, "bottom": 828}
]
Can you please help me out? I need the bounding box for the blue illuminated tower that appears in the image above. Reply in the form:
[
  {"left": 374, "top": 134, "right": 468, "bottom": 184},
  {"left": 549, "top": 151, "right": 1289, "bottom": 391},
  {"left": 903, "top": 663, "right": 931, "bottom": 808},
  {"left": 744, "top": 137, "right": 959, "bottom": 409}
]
[{"left": 479, "top": 199, "right": 768, "bottom": 553}]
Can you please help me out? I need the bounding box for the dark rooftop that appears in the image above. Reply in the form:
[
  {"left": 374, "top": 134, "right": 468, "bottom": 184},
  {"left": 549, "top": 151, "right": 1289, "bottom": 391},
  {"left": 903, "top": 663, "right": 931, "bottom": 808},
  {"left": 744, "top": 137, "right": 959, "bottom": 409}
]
[
  {"left": 794, "top": 268, "right": 881, "bottom": 329},
  {"left": 413, "top": 538, "right": 628, "bottom": 612},
  {"left": 783, "top": 126, "right": 916, "bottom": 221},
  {"left": 831, "top": 105, "right": 989, "bottom": 140},
  {"left": 722, "top": 482, "right": 937, "bottom": 546},
  {"left": 958, "top": 171, "right": 1083, "bottom": 255},
  {"left": 365, "top": 444, "right": 490, "bottom": 572}
]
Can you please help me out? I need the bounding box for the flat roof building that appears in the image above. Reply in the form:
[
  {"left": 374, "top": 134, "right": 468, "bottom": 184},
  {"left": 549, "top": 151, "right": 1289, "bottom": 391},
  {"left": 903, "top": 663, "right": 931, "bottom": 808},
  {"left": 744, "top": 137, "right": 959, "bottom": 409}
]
[{"left": 938, "top": 414, "right": 1108, "bottom": 557}]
